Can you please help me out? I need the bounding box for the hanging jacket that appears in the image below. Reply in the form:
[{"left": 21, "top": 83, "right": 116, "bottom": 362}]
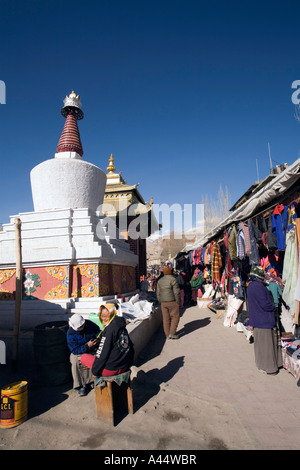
[
  {"left": 254, "top": 217, "right": 267, "bottom": 242},
  {"left": 236, "top": 224, "right": 246, "bottom": 260},
  {"left": 272, "top": 205, "right": 288, "bottom": 251},
  {"left": 248, "top": 220, "right": 260, "bottom": 266},
  {"left": 266, "top": 213, "right": 277, "bottom": 250},
  {"left": 267, "top": 281, "right": 283, "bottom": 306},
  {"left": 240, "top": 222, "right": 251, "bottom": 255},
  {"left": 228, "top": 225, "right": 237, "bottom": 261}
]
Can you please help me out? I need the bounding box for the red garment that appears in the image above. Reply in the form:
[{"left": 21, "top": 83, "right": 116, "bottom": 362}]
[
  {"left": 273, "top": 204, "right": 284, "bottom": 215},
  {"left": 80, "top": 353, "right": 128, "bottom": 377},
  {"left": 262, "top": 232, "right": 268, "bottom": 247},
  {"left": 224, "top": 230, "right": 228, "bottom": 249}
]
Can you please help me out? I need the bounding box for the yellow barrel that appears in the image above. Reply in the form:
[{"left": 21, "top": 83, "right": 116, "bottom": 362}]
[{"left": 0, "top": 381, "right": 28, "bottom": 428}]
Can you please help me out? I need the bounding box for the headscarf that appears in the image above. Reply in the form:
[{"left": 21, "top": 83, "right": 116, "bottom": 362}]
[
  {"left": 98, "top": 303, "right": 118, "bottom": 329},
  {"left": 68, "top": 313, "right": 85, "bottom": 331},
  {"left": 249, "top": 266, "right": 265, "bottom": 281}
]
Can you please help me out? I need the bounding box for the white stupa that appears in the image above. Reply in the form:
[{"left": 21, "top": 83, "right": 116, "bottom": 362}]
[{"left": 0, "top": 92, "right": 138, "bottom": 328}]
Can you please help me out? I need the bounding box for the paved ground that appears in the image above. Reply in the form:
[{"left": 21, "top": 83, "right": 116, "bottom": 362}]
[{"left": 1, "top": 304, "right": 300, "bottom": 451}]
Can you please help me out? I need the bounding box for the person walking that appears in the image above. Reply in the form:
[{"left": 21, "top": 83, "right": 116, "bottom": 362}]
[
  {"left": 156, "top": 266, "right": 180, "bottom": 339},
  {"left": 246, "top": 266, "right": 283, "bottom": 375}
]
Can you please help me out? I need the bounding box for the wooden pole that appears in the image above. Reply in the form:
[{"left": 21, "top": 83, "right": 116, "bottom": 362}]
[{"left": 12, "top": 218, "right": 22, "bottom": 368}]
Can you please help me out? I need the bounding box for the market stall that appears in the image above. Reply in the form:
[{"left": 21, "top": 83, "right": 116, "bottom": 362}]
[{"left": 179, "top": 158, "right": 300, "bottom": 383}]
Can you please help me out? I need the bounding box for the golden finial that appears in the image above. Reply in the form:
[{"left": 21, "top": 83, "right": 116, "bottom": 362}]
[
  {"left": 69, "top": 90, "right": 80, "bottom": 99},
  {"left": 107, "top": 154, "right": 116, "bottom": 173},
  {"left": 147, "top": 197, "right": 154, "bottom": 206}
]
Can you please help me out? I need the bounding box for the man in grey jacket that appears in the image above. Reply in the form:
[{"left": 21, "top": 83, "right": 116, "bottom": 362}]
[{"left": 156, "top": 266, "right": 181, "bottom": 339}]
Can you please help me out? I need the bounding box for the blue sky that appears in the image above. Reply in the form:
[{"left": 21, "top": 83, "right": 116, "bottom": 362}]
[{"left": 1, "top": 0, "right": 300, "bottom": 235}]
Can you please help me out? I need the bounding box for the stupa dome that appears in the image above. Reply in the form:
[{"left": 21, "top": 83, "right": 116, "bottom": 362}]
[{"left": 30, "top": 91, "right": 106, "bottom": 212}]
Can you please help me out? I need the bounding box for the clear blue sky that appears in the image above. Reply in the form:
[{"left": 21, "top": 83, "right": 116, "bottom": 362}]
[{"left": 1, "top": 0, "right": 300, "bottom": 233}]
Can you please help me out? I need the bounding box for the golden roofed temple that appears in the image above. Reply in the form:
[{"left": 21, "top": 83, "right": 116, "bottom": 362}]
[
  {"left": 104, "top": 154, "right": 150, "bottom": 212},
  {"left": 104, "top": 154, "right": 159, "bottom": 280}
]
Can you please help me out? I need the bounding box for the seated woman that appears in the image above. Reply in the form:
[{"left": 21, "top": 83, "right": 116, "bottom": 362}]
[
  {"left": 81, "top": 303, "right": 134, "bottom": 378},
  {"left": 67, "top": 313, "right": 100, "bottom": 396}
]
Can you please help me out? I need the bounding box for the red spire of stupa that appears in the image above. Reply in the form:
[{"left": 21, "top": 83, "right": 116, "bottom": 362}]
[{"left": 56, "top": 91, "right": 84, "bottom": 157}]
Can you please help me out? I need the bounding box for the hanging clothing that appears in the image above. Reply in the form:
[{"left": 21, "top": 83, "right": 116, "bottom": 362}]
[
  {"left": 229, "top": 272, "right": 244, "bottom": 299},
  {"left": 294, "top": 250, "right": 300, "bottom": 304},
  {"left": 223, "top": 295, "right": 243, "bottom": 327},
  {"left": 211, "top": 241, "right": 222, "bottom": 282},
  {"left": 228, "top": 225, "right": 237, "bottom": 261},
  {"left": 267, "top": 281, "right": 283, "bottom": 307},
  {"left": 266, "top": 213, "right": 277, "bottom": 250},
  {"left": 224, "top": 229, "right": 229, "bottom": 250},
  {"left": 262, "top": 232, "right": 268, "bottom": 248},
  {"left": 248, "top": 220, "right": 260, "bottom": 266},
  {"left": 204, "top": 245, "right": 211, "bottom": 264},
  {"left": 254, "top": 216, "right": 267, "bottom": 242},
  {"left": 240, "top": 221, "right": 251, "bottom": 256},
  {"left": 287, "top": 201, "right": 298, "bottom": 232},
  {"left": 236, "top": 224, "right": 246, "bottom": 260},
  {"left": 272, "top": 204, "right": 288, "bottom": 251},
  {"left": 282, "top": 228, "right": 298, "bottom": 316},
  {"left": 265, "top": 270, "right": 284, "bottom": 291}
]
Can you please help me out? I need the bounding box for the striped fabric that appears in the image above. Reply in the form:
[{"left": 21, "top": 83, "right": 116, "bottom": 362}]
[{"left": 211, "top": 241, "right": 222, "bottom": 281}]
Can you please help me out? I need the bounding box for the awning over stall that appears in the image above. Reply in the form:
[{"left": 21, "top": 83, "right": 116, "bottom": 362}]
[{"left": 185, "top": 157, "right": 300, "bottom": 251}]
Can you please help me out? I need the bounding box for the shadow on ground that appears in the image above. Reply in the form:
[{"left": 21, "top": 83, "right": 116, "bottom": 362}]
[
  {"left": 177, "top": 316, "right": 211, "bottom": 338},
  {"left": 131, "top": 356, "right": 185, "bottom": 414}
]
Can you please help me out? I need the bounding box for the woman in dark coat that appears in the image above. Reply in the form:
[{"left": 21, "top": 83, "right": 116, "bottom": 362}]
[
  {"left": 81, "top": 303, "right": 134, "bottom": 378},
  {"left": 247, "top": 266, "right": 282, "bottom": 375}
]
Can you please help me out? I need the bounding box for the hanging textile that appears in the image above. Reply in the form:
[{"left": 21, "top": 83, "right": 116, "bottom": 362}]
[
  {"left": 229, "top": 269, "right": 245, "bottom": 299},
  {"left": 240, "top": 221, "right": 251, "bottom": 256},
  {"left": 265, "top": 270, "right": 284, "bottom": 291},
  {"left": 272, "top": 204, "right": 288, "bottom": 251},
  {"left": 228, "top": 225, "right": 237, "bottom": 261},
  {"left": 266, "top": 213, "right": 277, "bottom": 250},
  {"left": 254, "top": 216, "right": 267, "bottom": 242},
  {"left": 223, "top": 295, "right": 243, "bottom": 327},
  {"left": 211, "top": 241, "right": 222, "bottom": 282},
  {"left": 248, "top": 220, "right": 260, "bottom": 266},
  {"left": 282, "top": 227, "right": 298, "bottom": 317},
  {"left": 236, "top": 223, "right": 246, "bottom": 260},
  {"left": 204, "top": 245, "right": 210, "bottom": 264},
  {"left": 287, "top": 201, "right": 298, "bottom": 231}
]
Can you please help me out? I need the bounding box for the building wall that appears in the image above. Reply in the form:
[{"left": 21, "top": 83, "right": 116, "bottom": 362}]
[{"left": 0, "top": 263, "right": 136, "bottom": 301}]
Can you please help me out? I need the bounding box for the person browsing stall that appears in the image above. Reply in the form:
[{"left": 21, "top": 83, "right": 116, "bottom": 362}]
[{"left": 247, "top": 266, "right": 283, "bottom": 375}]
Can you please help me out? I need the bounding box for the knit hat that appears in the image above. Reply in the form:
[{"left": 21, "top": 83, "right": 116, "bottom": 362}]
[
  {"left": 68, "top": 313, "right": 85, "bottom": 331},
  {"left": 163, "top": 267, "right": 172, "bottom": 275},
  {"left": 250, "top": 266, "right": 265, "bottom": 281}
]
